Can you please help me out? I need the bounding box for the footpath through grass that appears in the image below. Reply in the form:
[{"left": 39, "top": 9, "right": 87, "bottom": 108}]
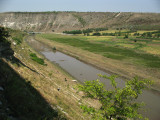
[{"left": 39, "top": 34, "right": 160, "bottom": 68}]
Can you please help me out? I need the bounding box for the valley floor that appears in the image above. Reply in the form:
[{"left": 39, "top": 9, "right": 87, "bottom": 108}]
[
  {"left": 35, "top": 33, "right": 160, "bottom": 91},
  {"left": 1, "top": 31, "right": 159, "bottom": 119}
]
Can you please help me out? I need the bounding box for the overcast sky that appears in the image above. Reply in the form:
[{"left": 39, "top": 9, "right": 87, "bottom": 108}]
[{"left": 0, "top": 0, "right": 160, "bottom": 13}]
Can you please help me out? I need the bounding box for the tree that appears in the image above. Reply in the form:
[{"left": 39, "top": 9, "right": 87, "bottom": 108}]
[
  {"left": 63, "top": 30, "right": 82, "bottom": 34},
  {"left": 155, "top": 33, "right": 160, "bottom": 38},
  {"left": 0, "top": 26, "right": 10, "bottom": 43},
  {"left": 77, "top": 75, "right": 152, "bottom": 120},
  {"left": 124, "top": 34, "right": 128, "bottom": 39},
  {"left": 0, "top": 26, "right": 14, "bottom": 57},
  {"left": 92, "top": 32, "right": 101, "bottom": 36},
  {"left": 146, "top": 32, "right": 152, "bottom": 38},
  {"left": 134, "top": 32, "right": 140, "bottom": 36}
]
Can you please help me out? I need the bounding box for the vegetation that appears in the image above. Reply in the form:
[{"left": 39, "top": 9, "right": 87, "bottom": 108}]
[
  {"left": 135, "top": 31, "right": 160, "bottom": 39},
  {"left": 102, "top": 32, "right": 115, "bottom": 36},
  {"left": 0, "top": 26, "right": 26, "bottom": 45},
  {"left": 0, "top": 59, "right": 60, "bottom": 120},
  {"left": 1, "top": 27, "right": 91, "bottom": 120},
  {"left": 30, "top": 53, "right": 45, "bottom": 65},
  {"left": 63, "top": 29, "right": 160, "bottom": 41},
  {"left": 63, "top": 27, "right": 108, "bottom": 35},
  {"left": 92, "top": 32, "right": 101, "bottom": 36},
  {"left": 82, "top": 28, "right": 93, "bottom": 35},
  {"left": 10, "top": 30, "right": 26, "bottom": 44},
  {"left": 0, "top": 27, "right": 60, "bottom": 120},
  {"left": 124, "top": 34, "right": 128, "bottom": 39},
  {"left": 53, "top": 47, "right": 56, "bottom": 50},
  {"left": 0, "top": 26, "right": 13, "bottom": 57},
  {"left": 39, "top": 33, "right": 160, "bottom": 68},
  {"left": 0, "top": 27, "right": 10, "bottom": 43},
  {"left": 101, "top": 30, "right": 160, "bottom": 39},
  {"left": 63, "top": 30, "right": 82, "bottom": 34},
  {"left": 72, "top": 14, "right": 86, "bottom": 27},
  {"left": 77, "top": 75, "right": 152, "bottom": 120}
]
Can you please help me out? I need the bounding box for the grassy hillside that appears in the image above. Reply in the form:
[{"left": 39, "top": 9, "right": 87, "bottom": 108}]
[{"left": 0, "top": 28, "right": 95, "bottom": 120}]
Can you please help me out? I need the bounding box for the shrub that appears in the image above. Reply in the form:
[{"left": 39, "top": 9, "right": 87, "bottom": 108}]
[
  {"left": 0, "top": 26, "right": 10, "bottom": 43},
  {"left": 92, "top": 32, "right": 101, "bottom": 36},
  {"left": 124, "top": 34, "right": 128, "bottom": 39},
  {"left": 77, "top": 75, "right": 152, "bottom": 120},
  {"left": 53, "top": 47, "right": 56, "bottom": 51},
  {"left": 30, "top": 53, "right": 45, "bottom": 65}
]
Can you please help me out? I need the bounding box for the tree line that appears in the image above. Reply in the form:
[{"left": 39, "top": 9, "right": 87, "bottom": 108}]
[
  {"left": 134, "top": 31, "right": 160, "bottom": 38},
  {"left": 63, "top": 27, "right": 108, "bottom": 35},
  {"left": 63, "top": 28, "right": 160, "bottom": 38}
]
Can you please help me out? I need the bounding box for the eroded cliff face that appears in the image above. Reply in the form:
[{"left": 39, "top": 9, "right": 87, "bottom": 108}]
[{"left": 0, "top": 12, "right": 160, "bottom": 32}]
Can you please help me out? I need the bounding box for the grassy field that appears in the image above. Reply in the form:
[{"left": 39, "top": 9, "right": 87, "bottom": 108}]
[
  {"left": 36, "top": 32, "right": 160, "bottom": 90},
  {"left": 38, "top": 33, "right": 160, "bottom": 68}
]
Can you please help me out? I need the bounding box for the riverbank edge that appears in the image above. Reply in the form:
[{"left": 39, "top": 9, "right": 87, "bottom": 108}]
[{"left": 25, "top": 35, "right": 77, "bottom": 82}]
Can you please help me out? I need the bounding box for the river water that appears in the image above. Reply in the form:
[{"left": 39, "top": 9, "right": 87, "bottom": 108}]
[{"left": 26, "top": 37, "right": 160, "bottom": 120}]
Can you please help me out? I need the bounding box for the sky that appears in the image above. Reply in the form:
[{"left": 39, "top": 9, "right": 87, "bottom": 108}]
[{"left": 0, "top": 0, "right": 160, "bottom": 13}]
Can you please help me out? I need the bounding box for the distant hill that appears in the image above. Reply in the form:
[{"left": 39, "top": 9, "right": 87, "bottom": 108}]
[{"left": 0, "top": 12, "right": 160, "bottom": 32}]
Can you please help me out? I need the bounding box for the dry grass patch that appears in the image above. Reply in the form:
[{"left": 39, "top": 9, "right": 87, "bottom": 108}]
[{"left": 5, "top": 39, "right": 101, "bottom": 120}]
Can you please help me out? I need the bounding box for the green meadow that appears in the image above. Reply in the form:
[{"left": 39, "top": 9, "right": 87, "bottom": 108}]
[{"left": 38, "top": 32, "right": 160, "bottom": 68}]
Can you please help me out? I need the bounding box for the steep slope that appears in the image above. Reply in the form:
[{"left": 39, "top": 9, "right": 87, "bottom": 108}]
[
  {"left": 0, "top": 12, "right": 160, "bottom": 32},
  {"left": 0, "top": 28, "right": 93, "bottom": 120}
]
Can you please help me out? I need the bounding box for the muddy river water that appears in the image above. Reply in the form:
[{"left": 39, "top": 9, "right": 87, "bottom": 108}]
[{"left": 26, "top": 37, "right": 160, "bottom": 120}]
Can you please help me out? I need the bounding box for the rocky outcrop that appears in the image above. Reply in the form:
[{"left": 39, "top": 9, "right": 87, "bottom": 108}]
[{"left": 0, "top": 12, "right": 160, "bottom": 32}]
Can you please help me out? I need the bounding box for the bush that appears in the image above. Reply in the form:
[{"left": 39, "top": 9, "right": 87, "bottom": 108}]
[
  {"left": 53, "top": 47, "right": 56, "bottom": 51},
  {"left": 12, "top": 37, "right": 22, "bottom": 44},
  {"left": 92, "top": 32, "right": 101, "bottom": 36},
  {"left": 0, "top": 26, "right": 10, "bottom": 43},
  {"left": 77, "top": 75, "right": 152, "bottom": 120},
  {"left": 124, "top": 34, "right": 128, "bottom": 39},
  {"left": 30, "top": 53, "right": 45, "bottom": 65}
]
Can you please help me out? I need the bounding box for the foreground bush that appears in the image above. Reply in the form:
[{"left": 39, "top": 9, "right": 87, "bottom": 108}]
[{"left": 77, "top": 75, "right": 152, "bottom": 120}]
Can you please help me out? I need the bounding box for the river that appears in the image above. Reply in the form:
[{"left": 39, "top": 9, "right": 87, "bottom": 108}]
[{"left": 26, "top": 37, "right": 160, "bottom": 120}]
